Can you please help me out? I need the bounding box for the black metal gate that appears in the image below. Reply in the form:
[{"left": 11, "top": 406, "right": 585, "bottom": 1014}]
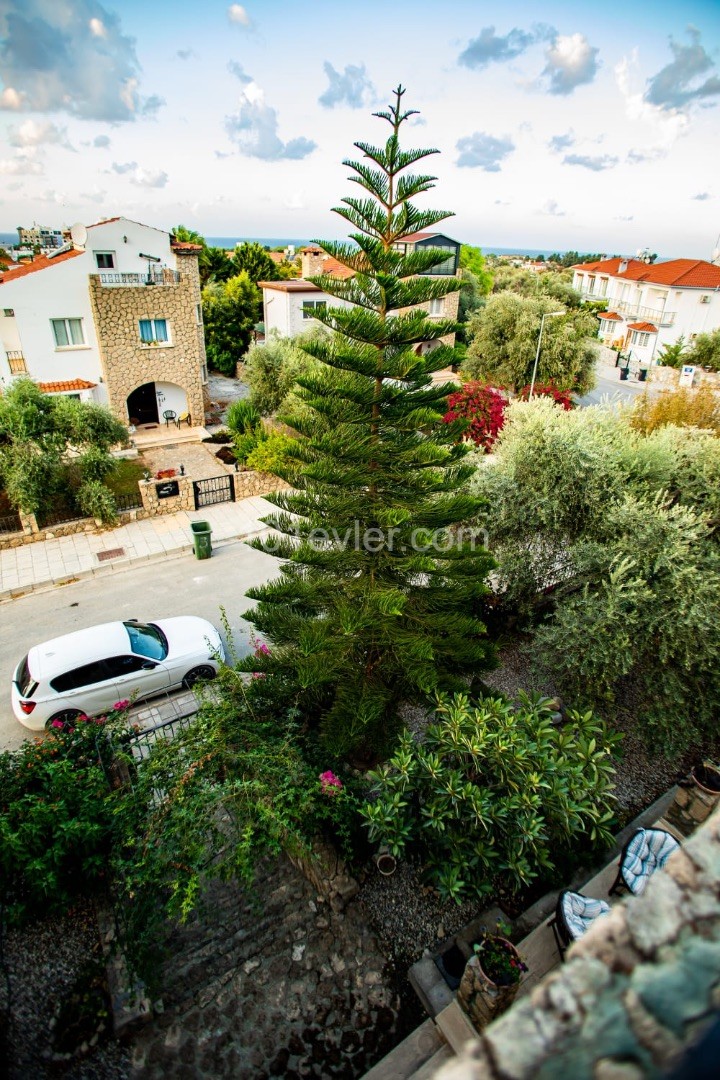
[{"left": 192, "top": 473, "right": 235, "bottom": 510}]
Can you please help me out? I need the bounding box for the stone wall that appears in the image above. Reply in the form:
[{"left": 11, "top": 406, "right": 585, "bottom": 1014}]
[
  {"left": 139, "top": 476, "right": 194, "bottom": 515},
  {"left": 88, "top": 254, "right": 206, "bottom": 426},
  {"left": 649, "top": 365, "right": 720, "bottom": 390},
  {"left": 434, "top": 805, "right": 720, "bottom": 1080}
]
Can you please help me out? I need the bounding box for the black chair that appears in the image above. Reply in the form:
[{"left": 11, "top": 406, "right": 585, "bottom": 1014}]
[
  {"left": 610, "top": 828, "right": 680, "bottom": 897},
  {"left": 163, "top": 410, "right": 177, "bottom": 427}
]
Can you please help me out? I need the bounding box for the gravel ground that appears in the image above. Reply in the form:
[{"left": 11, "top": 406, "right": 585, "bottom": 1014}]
[
  {"left": 1, "top": 899, "right": 130, "bottom": 1080},
  {"left": 205, "top": 371, "right": 250, "bottom": 428}
]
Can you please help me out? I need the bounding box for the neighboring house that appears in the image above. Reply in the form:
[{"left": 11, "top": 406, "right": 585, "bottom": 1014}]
[
  {"left": 17, "top": 223, "right": 66, "bottom": 249},
  {"left": 572, "top": 256, "right": 720, "bottom": 365},
  {"left": 0, "top": 217, "right": 208, "bottom": 427},
  {"left": 259, "top": 233, "right": 461, "bottom": 355}
]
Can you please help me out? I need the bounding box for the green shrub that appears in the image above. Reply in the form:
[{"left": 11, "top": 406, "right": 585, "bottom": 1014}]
[
  {"left": 361, "top": 692, "right": 618, "bottom": 903},
  {"left": 656, "top": 335, "right": 687, "bottom": 369},
  {"left": 76, "top": 480, "right": 118, "bottom": 524},
  {"left": 226, "top": 399, "right": 261, "bottom": 435},
  {"left": 688, "top": 328, "right": 720, "bottom": 373},
  {"left": 245, "top": 335, "right": 317, "bottom": 416},
  {"left": 0, "top": 717, "right": 116, "bottom": 923},
  {"left": 245, "top": 430, "right": 298, "bottom": 475}
]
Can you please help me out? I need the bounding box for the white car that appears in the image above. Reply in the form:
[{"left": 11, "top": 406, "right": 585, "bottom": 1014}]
[{"left": 11, "top": 616, "right": 225, "bottom": 730}]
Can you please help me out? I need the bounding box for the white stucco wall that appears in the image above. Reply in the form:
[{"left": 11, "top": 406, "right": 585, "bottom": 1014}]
[
  {"left": 154, "top": 381, "right": 188, "bottom": 417},
  {"left": 262, "top": 285, "right": 352, "bottom": 339}
]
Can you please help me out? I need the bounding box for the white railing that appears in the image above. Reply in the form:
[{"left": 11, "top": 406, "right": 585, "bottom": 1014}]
[
  {"left": 612, "top": 300, "right": 676, "bottom": 326},
  {"left": 97, "top": 270, "right": 181, "bottom": 286}
]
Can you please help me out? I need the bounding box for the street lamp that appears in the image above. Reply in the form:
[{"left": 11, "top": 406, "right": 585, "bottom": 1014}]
[{"left": 529, "top": 311, "right": 565, "bottom": 399}]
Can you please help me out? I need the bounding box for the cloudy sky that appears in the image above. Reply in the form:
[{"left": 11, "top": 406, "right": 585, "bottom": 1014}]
[{"left": 1, "top": 0, "right": 719, "bottom": 256}]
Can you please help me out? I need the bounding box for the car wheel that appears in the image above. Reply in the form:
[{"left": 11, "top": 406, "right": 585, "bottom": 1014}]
[
  {"left": 46, "top": 708, "right": 82, "bottom": 729},
  {"left": 182, "top": 665, "right": 217, "bottom": 689}
]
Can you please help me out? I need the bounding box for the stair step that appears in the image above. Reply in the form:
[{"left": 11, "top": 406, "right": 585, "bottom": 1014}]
[
  {"left": 361, "top": 1018, "right": 445, "bottom": 1080},
  {"left": 410, "top": 1045, "right": 454, "bottom": 1080},
  {"left": 435, "top": 1001, "right": 479, "bottom": 1056}
]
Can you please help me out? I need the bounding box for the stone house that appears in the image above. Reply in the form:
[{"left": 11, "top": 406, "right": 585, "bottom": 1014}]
[
  {"left": 259, "top": 231, "right": 461, "bottom": 358},
  {"left": 0, "top": 216, "right": 208, "bottom": 427}
]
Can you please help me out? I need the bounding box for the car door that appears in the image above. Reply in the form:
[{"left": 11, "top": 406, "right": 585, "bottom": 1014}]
[
  {"left": 105, "top": 654, "right": 171, "bottom": 704},
  {"left": 49, "top": 659, "right": 123, "bottom": 719}
]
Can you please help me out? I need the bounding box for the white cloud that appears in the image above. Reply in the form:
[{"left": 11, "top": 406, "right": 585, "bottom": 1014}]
[
  {"left": 615, "top": 50, "right": 688, "bottom": 154},
  {"left": 456, "top": 132, "right": 515, "bottom": 171},
  {"left": 459, "top": 24, "right": 554, "bottom": 70},
  {"left": 692, "top": 192, "right": 711, "bottom": 201},
  {"left": 110, "top": 161, "right": 168, "bottom": 187},
  {"left": 540, "top": 199, "right": 565, "bottom": 216},
  {"left": 38, "top": 188, "right": 69, "bottom": 205},
  {"left": 227, "top": 4, "right": 251, "bottom": 26},
  {"left": 0, "top": 0, "right": 162, "bottom": 121},
  {"left": 548, "top": 131, "right": 575, "bottom": 152},
  {"left": 8, "top": 119, "right": 74, "bottom": 150},
  {"left": 283, "top": 190, "right": 306, "bottom": 211},
  {"left": 563, "top": 152, "right": 618, "bottom": 171},
  {"left": 92, "top": 134, "right": 111, "bottom": 149},
  {"left": 319, "top": 62, "right": 376, "bottom": 109},
  {"left": 645, "top": 28, "right": 720, "bottom": 112},
  {"left": 225, "top": 69, "right": 316, "bottom": 160},
  {"left": 0, "top": 150, "right": 44, "bottom": 176},
  {"left": 541, "top": 34, "right": 599, "bottom": 95},
  {"left": 80, "top": 189, "right": 108, "bottom": 204}
]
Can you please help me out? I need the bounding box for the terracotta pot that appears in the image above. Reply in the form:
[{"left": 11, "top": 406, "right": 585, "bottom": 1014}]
[
  {"left": 669, "top": 762, "right": 720, "bottom": 834},
  {"left": 457, "top": 939, "right": 522, "bottom": 1032}
]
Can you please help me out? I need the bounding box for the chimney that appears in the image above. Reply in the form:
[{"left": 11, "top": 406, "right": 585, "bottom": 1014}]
[
  {"left": 619, "top": 259, "right": 628, "bottom": 273},
  {"left": 301, "top": 245, "right": 326, "bottom": 278}
]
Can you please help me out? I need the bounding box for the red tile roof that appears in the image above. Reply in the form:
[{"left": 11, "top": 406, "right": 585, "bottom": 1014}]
[
  {"left": 38, "top": 379, "right": 97, "bottom": 394},
  {"left": 86, "top": 217, "right": 121, "bottom": 228},
  {"left": 627, "top": 322, "right": 659, "bottom": 333},
  {"left": 598, "top": 312, "right": 623, "bottom": 320},
  {"left": 0, "top": 248, "right": 83, "bottom": 284},
  {"left": 574, "top": 257, "right": 720, "bottom": 289},
  {"left": 170, "top": 241, "right": 203, "bottom": 253}
]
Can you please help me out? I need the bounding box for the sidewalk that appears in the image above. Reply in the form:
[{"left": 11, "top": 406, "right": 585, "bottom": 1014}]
[{"left": 0, "top": 495, "right": 276, "bottom": 602}]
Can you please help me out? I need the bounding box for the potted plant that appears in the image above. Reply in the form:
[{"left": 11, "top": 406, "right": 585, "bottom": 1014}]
[
  {"left": 669, "top": 760, "right": 720, "bottom": 834},
  {"left": 457, "top": 923, "right": 527, "bottom": 1031}
]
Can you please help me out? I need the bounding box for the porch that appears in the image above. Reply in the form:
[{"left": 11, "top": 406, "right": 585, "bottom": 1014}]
[{"left": 129, "top": 423, "right": 210, "bottom": 450}]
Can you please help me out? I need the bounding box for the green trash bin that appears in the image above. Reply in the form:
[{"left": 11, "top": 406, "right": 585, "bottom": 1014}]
[{"left": 191, "top": 520, "right": 212, "bottom": 559}]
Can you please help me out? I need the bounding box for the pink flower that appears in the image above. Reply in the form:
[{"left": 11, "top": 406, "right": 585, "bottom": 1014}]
[
  {"left": 51, "top": 719, "right": 64, "bottom": 729},
  {"left": 319, "top": 770, "right": 343, "bottom": 796},
  {"left": 113, "top": 700, "right": 130, "bottom": 710},
  {"left": 255, "top": 642, "right": 271, "bottom": 656}
]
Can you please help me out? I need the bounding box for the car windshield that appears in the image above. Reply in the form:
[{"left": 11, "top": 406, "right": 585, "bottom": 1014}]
[{"left": 123, "top": 622, "right": 168, "bottom": 661}]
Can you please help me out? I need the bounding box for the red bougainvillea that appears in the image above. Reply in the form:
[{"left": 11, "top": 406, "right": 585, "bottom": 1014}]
[
  {"left": 443, "top": 382, "right": 508, "bottom": 452},
  {"left": 517, "top": 382, "right": 574, "bottom": 410}
]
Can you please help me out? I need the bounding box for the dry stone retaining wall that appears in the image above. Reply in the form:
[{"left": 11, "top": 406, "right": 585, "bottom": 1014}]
[{"left": 435, "top": 805, "right": 720, "bottom": 1080}]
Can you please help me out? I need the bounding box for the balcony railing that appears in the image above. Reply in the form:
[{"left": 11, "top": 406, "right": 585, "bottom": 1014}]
[
  {"left": 98, "top": 269, "right": 181, "bottom": 286},
  {"left": 612, "top": 300, "right": 676, "bottom": 326},
  {"left": 5, "top": 350, "right": 27, "bottom": 374}
]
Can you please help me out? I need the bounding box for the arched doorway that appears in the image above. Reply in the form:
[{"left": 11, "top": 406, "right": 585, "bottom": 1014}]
[{"left": 127, "top": 382, "right": 158, "bottom": 425}]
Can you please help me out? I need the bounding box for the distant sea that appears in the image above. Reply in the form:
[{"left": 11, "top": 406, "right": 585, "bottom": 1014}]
[{"left": 0, "top": 231, "right": 586, "bottom": 260}]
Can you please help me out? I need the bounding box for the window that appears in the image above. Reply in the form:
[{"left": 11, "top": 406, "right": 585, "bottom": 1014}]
[
  {"left": 196, "top": 303, "right": 203, "bottom": 325},
  {"left": 700, "top": 295, "right": 711, "bottom": 304},
  {"left": 139, "top": 318, "right": 169, "bottom": 344},
  {"left": 201, "top": 362, "right": 208, "bottom": 385},
  {"left": 420, "top": 245, "right": 457, "bottom": 276},
  {"left": 631, "top": 331, "right": 650, "bottom": 347},
  {"left": 104, "top": 655, "right": 149, "bottom": 678},
  {"left": 3, "top": 308, "right": 14, "bottom": 317},
  {"left": 50, "top": 660, "right": 113, "bottom": 693},
  {"left": 302, "top": 301, "right": 326, "bottom": 319},
  {"left": 52, "top": 317, "right": 85, "bottom": 348},
  {"left": 94, "top": 251, "right": 115, "bottom": 269},
  {"left": 428, "top": 299, "right": 444, "bottom": 316},
  {"left": 124, "top": 621, "right": 168, "bottom": 660}
]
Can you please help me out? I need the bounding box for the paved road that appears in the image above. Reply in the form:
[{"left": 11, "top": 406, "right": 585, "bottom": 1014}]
[
  {"left": 577, "top": 367, "right": 650, "bottom": 407},
  {"left": 0, "top": 540, "right": 282, "bottom": 752}
]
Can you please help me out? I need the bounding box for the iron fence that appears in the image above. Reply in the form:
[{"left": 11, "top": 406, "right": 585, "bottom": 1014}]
[
  {"left": 114, "top": 491, "right": 143, "bottom": 512},
  {"left": 98, "top": 270, "right": 181, "bottom": 286},
  {"left": 0, "top": 512, "right": 22, "bottom": 535}
]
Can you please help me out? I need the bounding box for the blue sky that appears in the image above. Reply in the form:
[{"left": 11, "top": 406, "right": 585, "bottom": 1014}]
[{"left": 1, "top": 0, "right": 719, "bottom": 255}]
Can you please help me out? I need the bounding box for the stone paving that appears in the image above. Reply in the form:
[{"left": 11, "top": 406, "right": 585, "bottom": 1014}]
[
  {"left": 128, "top": 859, "right": 400, "bottom": 1080},
  {"left": 0, "top": 495, "right": 275, "bottom": 601},
  {"left": 141, "top": 441, "right": 234, "bottom": 482}
]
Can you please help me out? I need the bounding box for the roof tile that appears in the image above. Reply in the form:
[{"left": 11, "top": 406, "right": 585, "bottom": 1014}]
[
  {"left": 0, "top": 248, "right": 83, "bottom": 284},
  {"left": 38, "top": 379, "right": 97, "bottom": 393}
]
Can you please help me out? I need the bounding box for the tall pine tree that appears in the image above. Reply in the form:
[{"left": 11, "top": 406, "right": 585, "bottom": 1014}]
[{"left": 240, "top": 86, "right": 496, "bottom": 759}]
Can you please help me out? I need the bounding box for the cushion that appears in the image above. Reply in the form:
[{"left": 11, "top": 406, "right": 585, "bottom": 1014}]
[
  {"left": 560, "top": 891, "right": 611, "bottom": 941},
  {"left": 620, "top": 828, "right": 680, "bottom": 896}
]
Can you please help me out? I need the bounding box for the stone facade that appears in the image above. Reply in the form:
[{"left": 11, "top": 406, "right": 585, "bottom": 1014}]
[
  {"left": 434, "top": 805, "right": 720, "bottom": 1080},
  {"left": 88, "top": 251, "right": 206, "bottom": 426}
]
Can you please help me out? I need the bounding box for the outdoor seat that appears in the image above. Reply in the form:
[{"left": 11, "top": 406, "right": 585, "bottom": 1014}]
[
  {"left": 176, "top": 411, "right": 191, "bottom": 427},
  {"left": 163, "top": 410, "right": 177, "bottom": 426},
  {"left": 550, "top": 890, "right": 610, "bottom": 958},
  {"left": 611, "top": 827, "right": 679, "bottom": 897}
]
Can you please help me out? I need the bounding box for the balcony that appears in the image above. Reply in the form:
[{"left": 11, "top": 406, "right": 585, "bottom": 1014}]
[
  {"left": 612, "top": 300, "right": 676, "bottom": 326},
  {"left": 97, "top": 269, "right": 181, "bottom": 287},
  {"left": 5, "top": 350, "right": 27, "bottom": 374}
]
